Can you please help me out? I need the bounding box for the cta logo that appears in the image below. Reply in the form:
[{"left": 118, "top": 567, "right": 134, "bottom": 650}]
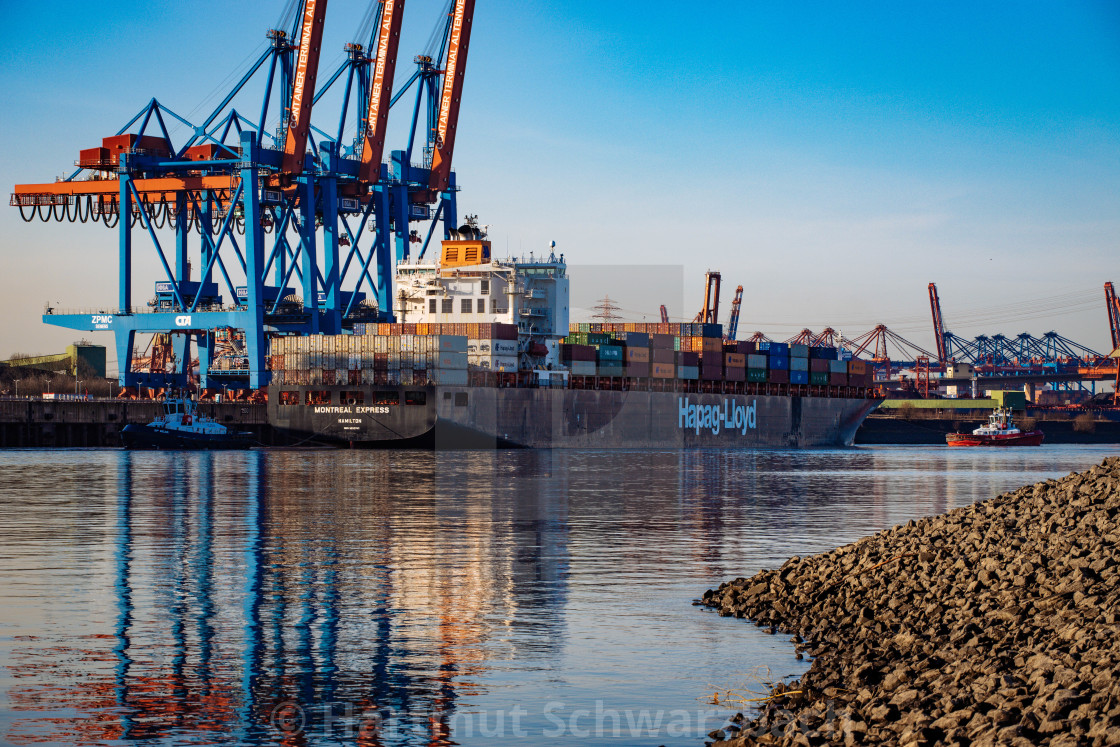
[
  {"left": 678, "top": 397, "right": 757, "bottom": 435},
  {"left": 175, "top": 315, "right": 192, "bottom": 327}
]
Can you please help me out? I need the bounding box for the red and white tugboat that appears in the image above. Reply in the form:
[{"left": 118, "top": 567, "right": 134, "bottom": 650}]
[{"left": 946, "top": 408, "right": 1044, "bottom": 447}]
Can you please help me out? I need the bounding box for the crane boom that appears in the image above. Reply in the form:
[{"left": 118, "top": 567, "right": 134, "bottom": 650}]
[
  {"left": 281, "top": 0, "right": 329, "bottom": 177},
  {"left": 725, "top": 285, "right": 743, "bottom": 341},
  {"left": 427, "top": 0, "right": 475, "bottom": 193},
  {"left": 359, "top": 0, "right": 406, "bottom": 185},
  {"left": 928, "top": 282, "right": 948, "bottom": 362},
  {"left": 1106, "top": 282, "right": 1120, "bottom": 351},
  {"left": 659, "top": 305, "right": 669, "bottom": 324}
]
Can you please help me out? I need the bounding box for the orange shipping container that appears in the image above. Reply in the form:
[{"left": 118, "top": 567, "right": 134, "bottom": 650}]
[
  {"left": 625, "top": 348, "right": 650, "bottom": 363},
  {"left": 701, "top": 337, "right": 723, "bottom": 353},
  {"left": 651, "top": 362, "right": 676, "bottom": 378},
  {"left": 725, "top": 353, "right": 746, "bottom": 368}
]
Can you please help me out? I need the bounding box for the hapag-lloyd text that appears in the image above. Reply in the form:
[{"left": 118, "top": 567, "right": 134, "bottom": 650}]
[{"left": 678, "top": 398, "right": 756, "bottom": 435}]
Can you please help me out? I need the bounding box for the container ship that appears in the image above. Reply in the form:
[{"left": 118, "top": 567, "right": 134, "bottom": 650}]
[{"left": 267, "top": 227, "right": 880, "bottom": 448}]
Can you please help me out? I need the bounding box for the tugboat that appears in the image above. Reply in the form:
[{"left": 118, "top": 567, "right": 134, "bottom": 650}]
[
  {"left": 946, "top": 408, "right": 1044, "bottom": 447},
  {"left": 121, "top": 395, "right": 254, "bottom": 450}
]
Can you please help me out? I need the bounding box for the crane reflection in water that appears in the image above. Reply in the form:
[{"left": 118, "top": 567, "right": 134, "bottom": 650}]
[{"left": 6, "top": 450, "right": 570, "bottom": 745}]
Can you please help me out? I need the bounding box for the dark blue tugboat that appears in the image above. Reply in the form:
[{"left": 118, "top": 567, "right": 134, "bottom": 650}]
[{"left": 122, "top": 396, "right": 254, "bottom": 450}]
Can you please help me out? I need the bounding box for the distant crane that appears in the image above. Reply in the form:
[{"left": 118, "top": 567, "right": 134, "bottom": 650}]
[
  {"left": 724, "top": 285, "right": 743, "bottom": 341},
  {"left": 692, "top": 271, "right": 721, "bottom": 324},
  {"left": 1106, "top": 281, "right": 1120, "bottom": 352},
  {"left": 659, "top": 305, "right": 669, "bottom": 324},
  {"left": 928, "top": 282, "right": 948, "bottom": 363}
]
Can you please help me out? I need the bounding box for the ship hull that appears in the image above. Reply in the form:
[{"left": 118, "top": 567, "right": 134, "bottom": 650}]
[
  {"left": 945, "top": 430, "right": 1045, "bottom": 447},
  {"left": 268, "top": 385, "right": 880, "bottom": 449}
]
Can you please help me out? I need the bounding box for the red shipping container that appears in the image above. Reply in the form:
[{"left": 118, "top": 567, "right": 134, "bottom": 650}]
[
  {"left": 650, "top": 333, "right": 675, "bottom": 349},
  {"left": 725, "top": 366, "right": 746, "bottom": 382},
  {"left": 678, "top": 351, "right": 700, "bottom": 367},
  {"left": 735, "top": 341, "right": 757, "bottom": 354},
  {"left": 626, "top": 362, "right": 650, "bottom": 378},
  {"left": 700, "top": 364, "right": 723, "bottom": 381},
  {"left": 652, "top": 348, "right": 675, "bottom": 364},
  {"left": 829, "top": 372, "right": 848, "bottom": 385},
  {"left": 769, "top": 368, "right": 790, "bottom": 384},
  {"left": 811, "top": 359, "right": 829, "bottom": 373}
]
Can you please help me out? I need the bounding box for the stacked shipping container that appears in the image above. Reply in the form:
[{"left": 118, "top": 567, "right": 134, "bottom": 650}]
[{"left": 560, "top": 322, "right": 872, "bottom": 389}]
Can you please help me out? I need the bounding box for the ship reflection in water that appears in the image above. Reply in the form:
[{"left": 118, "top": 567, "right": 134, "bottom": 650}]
[{"left": 1, "top": 446, "right": 1115, "bottom": 746}]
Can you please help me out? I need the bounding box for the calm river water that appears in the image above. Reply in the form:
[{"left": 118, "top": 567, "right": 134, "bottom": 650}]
[{"left": 1, "top": 445, "right": 1116, "bottom": 746}]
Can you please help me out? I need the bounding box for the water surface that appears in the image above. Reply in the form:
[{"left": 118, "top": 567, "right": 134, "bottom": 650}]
[{"left": 1, "top": 445, "right": 1115, "bottom": 745}]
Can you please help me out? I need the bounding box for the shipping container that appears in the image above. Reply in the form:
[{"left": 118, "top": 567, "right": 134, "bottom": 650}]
[
  {"left": 651, "top": 362, "right": 675, "bottom": 378},
  {"left": 735, "top": 341, "right": 757, "bottom": 354},
  {"left": 829, "top": 372, "right": 848, "bottom": 385},
  {"left": 790, "top": 356, "right": 809, "bottom": 372},
  {"left": 747, "top": 353, "right": 768, "bottom": 369},
  {"left": 768, "top": 342, "right": 790, "bottom": 356},
  {"left": 848, "top": 360, "right": 868, "bottom": 375},
  {"left": 620, "top": 331, "right": 650, "bottom": 347},
  {"left": 810, "top": 371, "right": 830, "bottom": 386},
  {"left": 626, "top": 362, "right": 650, "bottom": 378},
  {"left": 768, "top": 368, "right": 790, "bottom": 384},
  {"left": 652, "top": 348, "right": 676, "bottom": 364},
  {"left": 769, "top": 354, "right": 790, "bottom": 371},
  {"left": 790, "top": 370, "right": 809, "bottom": 385},
  {"left": 561, "top": 344, "right": 596, "bottom": 362},
  {"left": 677, "top": 365, "right": 699, "bottom": 380},
  {"left": 790, "top": 344, "right": 810, "bottom": 359},
  {"left": 569, "top": 360, "right": 596, "bottom": 376},
  {"left": 678, "top": 351, "right": 700, "bottom": 367},
  {"left": 810, "top": 346, "right": 838, "bottom": 360},
  {"left": 811, "top": 359, "right": 829, "bottom": 373},
  {"left": 597, "top": 364, "right": 625, "bottom": 377},
  {"left": 725, "top": 352, "right": 746, "bottom": 368},
  {"left": 700, "top": 364, "right": 723, "bottom": 381},
  {"left": 625, "top": 347, "right": 650, "bottom": 363},
  {"left": 725, "top": 366, "right": 746, "bottom": 382},
  {"left": 828, "top": 359, "right": 847, "bottom": 374},
  {"left": 700, "top": 336, "right": 723, "bottom": 353},
  {"left": 596, "top": 345, "right": 624, "bottom": 362}
]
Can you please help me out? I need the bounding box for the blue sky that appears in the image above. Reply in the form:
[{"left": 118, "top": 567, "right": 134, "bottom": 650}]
[{"left": 1, "top": 0, "right": 1118, "bottom": 363}]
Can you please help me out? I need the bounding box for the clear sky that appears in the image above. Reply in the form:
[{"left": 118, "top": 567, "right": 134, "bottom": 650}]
[{"left": 1, "top": 0, "right": 1118, "bottom": 366}]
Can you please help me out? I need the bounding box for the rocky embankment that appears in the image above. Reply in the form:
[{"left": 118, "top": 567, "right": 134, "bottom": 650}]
[{"left": 701, "top": 457, "right": 1120, "bottom": 746}]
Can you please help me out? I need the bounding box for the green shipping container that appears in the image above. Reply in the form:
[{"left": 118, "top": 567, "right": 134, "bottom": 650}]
[
  {"left": 747, "top": 368, "right": 768, "bottom": 383},
  {"left": 596, "top": 345, "right": 624, "bottom": 362},
  {"left": 810, "top": 371, "right": 829, "bottom": 386},
  {"left": 597, "top": 364, "right": 625, "bottom": 377}
]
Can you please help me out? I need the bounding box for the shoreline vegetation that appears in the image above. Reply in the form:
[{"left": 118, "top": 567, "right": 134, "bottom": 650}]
[{"left": 701, "top": 457, "right": 1120, "bottom": 746}]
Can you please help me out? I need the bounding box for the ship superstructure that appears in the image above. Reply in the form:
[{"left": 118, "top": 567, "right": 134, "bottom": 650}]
[{"left": 394, "top": 223, "right": 569, "bottom": 371}]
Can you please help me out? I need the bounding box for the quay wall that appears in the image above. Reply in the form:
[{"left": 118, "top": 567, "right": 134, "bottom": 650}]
[{"left": 0, "top": 399, "right": 276, "bottom": 447}]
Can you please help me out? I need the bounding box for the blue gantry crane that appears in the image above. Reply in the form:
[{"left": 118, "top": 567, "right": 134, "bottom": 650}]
[{"left": 11, "top": 0, "right": 476, "bottom": 396}]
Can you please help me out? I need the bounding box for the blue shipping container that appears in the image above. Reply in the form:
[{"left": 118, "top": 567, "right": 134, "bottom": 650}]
[
  {"left": 758, "top": 341, "right": 772, "bottom": 352},
  {"left": 790, "top": 344, "right": 810, "bottom": 358},
  {"left": 768, "top": 342, "right": 790, "bottom": 356},
  {"left": 810, "top": 346, "right": 838, "bottom": 360},
  {"left": 790, "top": 370, "right": 809, "bottom": 385},
  {"left": 699, "top": 323, "right": 723, "bottom": 338},
  {"left": 790, "top": 356, "right": 809, "bottom": 371},
  {"left": 769, "top": 354, "right": 790, "bottom": 370}
]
